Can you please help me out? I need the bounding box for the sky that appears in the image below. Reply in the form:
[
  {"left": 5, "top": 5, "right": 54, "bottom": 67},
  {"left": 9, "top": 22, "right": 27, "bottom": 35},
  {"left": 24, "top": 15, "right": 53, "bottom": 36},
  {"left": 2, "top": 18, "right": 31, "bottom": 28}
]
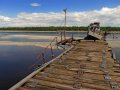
[{"left": 0, "top": 0, "right": 120, "bottom": 27}]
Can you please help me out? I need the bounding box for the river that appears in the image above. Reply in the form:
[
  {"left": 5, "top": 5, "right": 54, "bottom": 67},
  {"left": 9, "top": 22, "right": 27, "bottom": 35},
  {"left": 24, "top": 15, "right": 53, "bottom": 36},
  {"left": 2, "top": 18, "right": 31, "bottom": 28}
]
[
  {"left": 0, "top": 31, "right": 119, "bottom": 90},
  {"left": 0, "top": 32, "right": 69, "bottom": 90}
]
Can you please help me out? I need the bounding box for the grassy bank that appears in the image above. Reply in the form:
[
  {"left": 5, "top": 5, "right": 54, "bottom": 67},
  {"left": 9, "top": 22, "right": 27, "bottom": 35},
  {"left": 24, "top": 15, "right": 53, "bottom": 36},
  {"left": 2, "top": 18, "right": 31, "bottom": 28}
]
[
  {"left": 0, "top": 27, "right": 87, "bottom": 31},
  {"left": 0, "top": 26, "right": 120, "bottom": 31}
]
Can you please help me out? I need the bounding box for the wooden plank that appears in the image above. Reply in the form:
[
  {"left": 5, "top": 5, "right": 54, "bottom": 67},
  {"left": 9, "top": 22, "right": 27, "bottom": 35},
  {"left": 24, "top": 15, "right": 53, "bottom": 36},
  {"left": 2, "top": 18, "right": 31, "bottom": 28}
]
[
  {"left": 10, "top": 40, "right": 120, "bottom": 90},
  {"left": 82, "top": 82, "right": 111, "bottom": 90},
  {"left": 16, "top": 87, "right": 31, "bottom": 90},
  {"left": 27, "top": 79, "right": 76, "bottom": 90},
  {"left": 9, "top": 46, "right": 74, "bottom": 90},
  {"left": 24, "top": 83, "right": 61, "bottom": 90}
]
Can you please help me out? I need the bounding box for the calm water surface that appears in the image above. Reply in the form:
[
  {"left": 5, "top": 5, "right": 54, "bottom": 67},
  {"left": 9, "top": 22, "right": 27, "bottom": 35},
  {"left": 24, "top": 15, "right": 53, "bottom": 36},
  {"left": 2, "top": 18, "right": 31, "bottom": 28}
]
[
  {"left": 0, "top": 32, "right": 120, "bottom": 90},
  {"left": 0, "top": 32, "right": 68, "bottom": 90},
  {"left": 106, "top": 33, "right": 120, "bottom": 61},
  {"left": 112, "top": 47, "right": 120, "bottom": 61},
  {"left": 0, "top": 31, "right": 87, "bottom": 37},
  {"left": 0, "top": 45, "right": 63, "bottom": 90},
  {"left": 0, "top": 32, "right": 87, "bottom": 42}
]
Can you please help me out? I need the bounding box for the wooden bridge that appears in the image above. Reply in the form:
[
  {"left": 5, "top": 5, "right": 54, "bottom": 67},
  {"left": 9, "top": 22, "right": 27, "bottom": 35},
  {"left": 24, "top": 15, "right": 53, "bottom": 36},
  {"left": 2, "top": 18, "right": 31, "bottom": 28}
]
[
  {"left": 57, "top": 38, "right": 73, "bottom": 45},
  {"left": 9, "top": 40, "right": 120, "bottom": 90}
]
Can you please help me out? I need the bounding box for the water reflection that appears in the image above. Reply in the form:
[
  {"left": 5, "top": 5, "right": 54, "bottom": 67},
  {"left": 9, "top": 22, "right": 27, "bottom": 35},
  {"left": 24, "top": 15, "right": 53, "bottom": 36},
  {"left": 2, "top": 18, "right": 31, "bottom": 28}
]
[
  {"left": 112, "top": 47, "right": 120, "bottom": 61},
  {"left": 0, "top": 38, "right": 49, "bottom": 42},
  {"left": 0, "top": 32, "right": 87, "bottom": 38},
  {"left": 106, "top": 33, "right": 120, "bottom": 41},
  {"left": 0, "top": 31, "right": 119, "bottom": 90},
  {"left": 0, "top": 45, "right": 63, "bottom": 90}
]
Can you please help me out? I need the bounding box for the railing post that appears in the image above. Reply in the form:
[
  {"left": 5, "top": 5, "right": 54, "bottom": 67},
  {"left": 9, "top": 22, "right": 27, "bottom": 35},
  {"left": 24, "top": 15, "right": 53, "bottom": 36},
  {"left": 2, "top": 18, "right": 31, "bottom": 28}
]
[
  {"left": 61, "top": 32, "right": 63, "bottom": 42},
  {"left": 55, "top": 37, "right": 58, "bottom": 44},
  {"left": 55, "top": 37, "right": 59, "bottom": 49},
  {"left": 50, "top": 44, "right": 54, "bottom": 58},
  {"left": 41, "top": 53, "right": 45, "bottom": 63},
  {"left": 113, "top": 33, "right": 114, "bottom": 39},
  {"left": 64, "top": 30, "right": 66, "bottom": 40}
]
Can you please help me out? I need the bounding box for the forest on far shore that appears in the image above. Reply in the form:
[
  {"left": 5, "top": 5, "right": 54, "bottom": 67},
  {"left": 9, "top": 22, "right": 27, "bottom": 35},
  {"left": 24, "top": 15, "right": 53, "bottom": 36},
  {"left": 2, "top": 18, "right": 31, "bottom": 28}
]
[{"left": 0, "top": 26, "right": 120, "bottom": 31}]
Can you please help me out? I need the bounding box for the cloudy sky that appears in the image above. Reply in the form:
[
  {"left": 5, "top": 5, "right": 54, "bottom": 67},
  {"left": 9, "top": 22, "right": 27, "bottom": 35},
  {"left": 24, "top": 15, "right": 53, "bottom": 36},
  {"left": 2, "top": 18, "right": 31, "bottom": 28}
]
[{"left": 0, "top": 0, "right": 120, "bottom": 27}]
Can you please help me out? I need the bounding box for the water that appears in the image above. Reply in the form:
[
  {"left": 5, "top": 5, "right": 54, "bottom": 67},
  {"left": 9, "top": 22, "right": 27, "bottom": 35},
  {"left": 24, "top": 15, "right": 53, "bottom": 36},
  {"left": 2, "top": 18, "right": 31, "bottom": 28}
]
[
  {"left": 0, "top": 32, "right": 87, "bottom": 42},
  {"left": 0, "top": 38, "right": 50, "bottom": 42},
  {"left": 0, "top": 31, "right": 119, "bottom": 90},
  {"left": 106, "top": 33, "right": 120, "bottom": 41},
  {"left": 0, "top": 32, "right": 69, "bottom": 90},
  {"left": 0, "top": 31, "right": 86, "bottom": 90},
  {"left": 0, "top": 31, "right": 87, "bottom": 37},
  {"left": 0, "top": 32, "right": 57, "bottom": 36},
  {"left": 112, "top": 47, "right": 120, "bottom": 61},
  {"left": 0, "top": 45, "right": 63, "bottom": 90}
]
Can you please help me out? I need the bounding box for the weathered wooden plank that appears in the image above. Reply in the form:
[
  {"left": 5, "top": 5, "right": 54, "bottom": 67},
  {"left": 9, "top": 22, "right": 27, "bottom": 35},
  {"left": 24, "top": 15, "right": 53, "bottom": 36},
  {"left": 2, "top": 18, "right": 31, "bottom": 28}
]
[
  {"left": 27, "top": 79, "right": 76, "bottom": 90},
  {"left": 16, "top": 87, "right": 31, "bottom": 90},
  {"left": 34, "top": 75, "right": 74, "bottom": 85},
  {"left": 24, "top": 83, "right": 61, "bottom": 90},
  {"left": 34, "top": 74, "right": 110, "bottom": 88},
  {"left": 10, "top": 40, "right": 120, "bottom": 90},
  {"left": 81, "top": 82, "right": 111, "bottom": 90}
]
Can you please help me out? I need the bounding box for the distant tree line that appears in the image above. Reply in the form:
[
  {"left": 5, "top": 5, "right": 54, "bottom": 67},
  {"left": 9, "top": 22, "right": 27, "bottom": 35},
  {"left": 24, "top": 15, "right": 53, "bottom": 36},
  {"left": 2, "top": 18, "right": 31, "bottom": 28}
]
[
  {"left": 0, "top": 26, "right": 87, "bottom": 31},
  {"left": 0, "top": 26, "right": 120, "bottom": 31},
  {"left": 101, "top": 27, "right": 120, "bottom": 31}
]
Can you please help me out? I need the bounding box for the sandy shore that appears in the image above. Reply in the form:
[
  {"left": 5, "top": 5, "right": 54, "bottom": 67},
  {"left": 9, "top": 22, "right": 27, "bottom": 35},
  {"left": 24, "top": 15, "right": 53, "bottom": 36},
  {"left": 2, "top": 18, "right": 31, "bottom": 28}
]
[
  {"left": 0, "top": 34, "right": 72, "bottom": 41},
  {"left": 0, "top": 35, "right": 56, "bottom": 40},
  {"left": 0, "top": 41, "right": 58, "bottom": 48},
  {"left": 0, "top": 35, "right": 61, "bottom": 48},
  {"left": 0, "top": 33, "right": 76, "bottom": 49},
  {"left": 1, "top": 34, "right": 119, "bottom": 48},
  {"left": 0, "top": 34, "right": 76, "bottom": 49}
]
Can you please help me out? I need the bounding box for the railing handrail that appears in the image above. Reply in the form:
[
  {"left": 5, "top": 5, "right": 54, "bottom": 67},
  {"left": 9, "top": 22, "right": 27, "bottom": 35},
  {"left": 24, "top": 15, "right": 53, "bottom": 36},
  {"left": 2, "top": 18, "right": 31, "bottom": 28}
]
[{"left": 29, "top": 36, "right": 60, "bottom": 69}]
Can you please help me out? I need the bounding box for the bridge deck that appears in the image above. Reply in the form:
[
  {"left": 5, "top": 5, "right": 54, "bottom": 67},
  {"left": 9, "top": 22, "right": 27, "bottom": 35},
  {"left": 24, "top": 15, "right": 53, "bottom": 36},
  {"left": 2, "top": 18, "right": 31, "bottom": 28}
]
[
  {"left": 57, "top": 38, "right": 73, "bottom": 45},
  {"left": 11, "top": 40, "right": 120, "bottom": 90}
]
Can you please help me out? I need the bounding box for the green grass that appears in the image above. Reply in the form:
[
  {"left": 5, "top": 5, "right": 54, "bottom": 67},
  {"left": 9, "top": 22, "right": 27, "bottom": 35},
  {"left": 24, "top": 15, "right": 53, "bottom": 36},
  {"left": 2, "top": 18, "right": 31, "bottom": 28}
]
[{"left": 0, "top": 26, "right": 120, "bottom": 31}]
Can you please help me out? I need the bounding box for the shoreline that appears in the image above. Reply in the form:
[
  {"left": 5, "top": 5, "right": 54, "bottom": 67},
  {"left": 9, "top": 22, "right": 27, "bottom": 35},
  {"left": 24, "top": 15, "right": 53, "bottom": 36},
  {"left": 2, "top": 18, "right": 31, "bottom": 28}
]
[
  {"left": 0, "top": 41, "right": 58, "bottom": 49},
  {"left": 0, "top": 35, "right": 59, "bottom": 48},
  {"left": 0, "top": 30, "right": 87, "bottom": 32}
]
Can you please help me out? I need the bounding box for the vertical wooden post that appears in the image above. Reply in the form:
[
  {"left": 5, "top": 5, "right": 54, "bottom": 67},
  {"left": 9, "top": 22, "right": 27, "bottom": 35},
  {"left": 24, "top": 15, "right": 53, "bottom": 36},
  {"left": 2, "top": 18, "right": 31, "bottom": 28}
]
[
  {"left": 41, "top": 53, "right": 45, "bottom": 63},
  {"left": 50, "top": 44, "right": 54, "bottom": 58},
  {"left": 63, "top": 8, "right": 67, "bottom": 40},
  {"left": 113, "top": 33, "right": 114, "bottom": 39},
  {"left": 56, "top": 37, "right": 59, "bottom": 48},
  {"left": 64, "top": 9, "right": 67, "bottom": 27},
  {"left": 61, "top": 32, "right": 63, "bottom": 42},
  {"left": 55, "top": 37, "right": 58, "bottom": 44},
  {"left": 64, "top": 30, "right": 66, "bottom": 40}
]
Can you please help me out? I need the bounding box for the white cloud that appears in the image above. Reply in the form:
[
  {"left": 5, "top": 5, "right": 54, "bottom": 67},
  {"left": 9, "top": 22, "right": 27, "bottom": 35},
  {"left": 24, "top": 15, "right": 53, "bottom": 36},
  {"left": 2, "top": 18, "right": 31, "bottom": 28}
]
[
  {"left": 1, "top": 6, "right": 120, "bottom": 27},
  {"left": 0, "top": 16, "right": 11, "bottom": 21},
  {"left": 30, "top": 3, "right": 41, "bottom": 7}
]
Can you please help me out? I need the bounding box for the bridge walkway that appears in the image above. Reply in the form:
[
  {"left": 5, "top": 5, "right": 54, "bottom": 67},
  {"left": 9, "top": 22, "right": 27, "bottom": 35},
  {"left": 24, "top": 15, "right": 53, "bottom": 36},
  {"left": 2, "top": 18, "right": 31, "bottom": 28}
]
[{"left": 10, "top": 40, "right": 120, "bottom": 90}]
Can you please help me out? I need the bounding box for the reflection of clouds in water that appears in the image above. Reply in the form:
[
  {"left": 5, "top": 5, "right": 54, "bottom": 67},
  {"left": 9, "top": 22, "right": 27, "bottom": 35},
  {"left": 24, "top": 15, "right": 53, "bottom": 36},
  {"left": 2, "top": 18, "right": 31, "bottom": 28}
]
[
  {"left": 0, "top": 41, "right": 56, "bottom": 48},
  {"left": 0, "top": 32, "right": 66, "bottom": 89},
  {"left": 112, "top": 48, "right": 120, "bottom": 61},
  {"left": 0, "top": 32, "right": 86, "bottom": 49},
  {"left": 0, "top": 45, "right": 63, "bottom": 90},
  {"left": 106, "top": 34, "right": 120, "bottom": 47},
  {"left": 106, "top": 34, "right": 120, "bottom": 40},
  {"left": 0, "top": 35, "right": 55, "bottom": 40},
  {"left": 0, "top": 35, "right": 57, "bottom": 48},
  {"left": 0, "top": 38, "right": 50, "bottom": 42}
]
